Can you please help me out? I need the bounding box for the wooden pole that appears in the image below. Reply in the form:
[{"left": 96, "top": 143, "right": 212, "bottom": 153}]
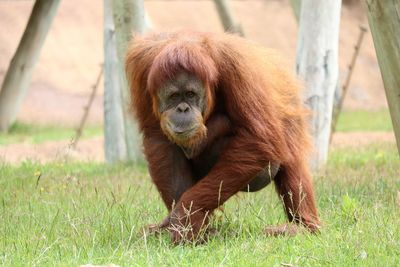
[
  {"left": 111, "top": 0, "right": 145, "bottom": 161},
  {"left": 296, "top": 0, "right": 342, "bottom": 169},
  {"left": 104, "top": 0, "right": 128, "bottom": 162},
  {"left": 0, "top": 0, "right": 61, "bottom": 132},
  {"left": 213, "top": 0, "right": 244, "bottom": 36},
  {"left": 289, "top": 0, "right": 346, "bottom": 142},
  {"left": 104, "top": 0, "right": 148, "bottom": 162},
  {"left": 366, "top": 0, "right": 400, "bottom": 156}
]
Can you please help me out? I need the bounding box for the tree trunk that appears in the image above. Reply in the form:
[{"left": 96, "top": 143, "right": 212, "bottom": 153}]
[
  {"left": 213, "top": 0, "right": 244, "bottom": 36},
  {"left": 365, "top": 0, "right": 400, "bottom": 156},
  {"left": 104, "top": 0, "right": 148, "bottom": 163},
  {"left": 111, "top": 0, "right": 146, "bottom": 161},
  {"left": 296, "top": 0, "right": 342, "bottom": 169},
  {"left": 289, "top": 0, "right": 346, "bottom": 146},
  {"left": 104, "top": 0, "right": 128, "bottom": 162},
  {"left": 0, "top": 0, "right": 60, "bottom": 132}
]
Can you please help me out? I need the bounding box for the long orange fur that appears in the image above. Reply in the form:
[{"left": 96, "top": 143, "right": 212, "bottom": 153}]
[{"left": 125, "top": 31, "right": 320, "bottom": 238}]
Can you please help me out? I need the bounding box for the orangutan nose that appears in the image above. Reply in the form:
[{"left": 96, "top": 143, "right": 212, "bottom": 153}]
[{"left": 176, "top": 103, "right": 190, "bottom": 113}]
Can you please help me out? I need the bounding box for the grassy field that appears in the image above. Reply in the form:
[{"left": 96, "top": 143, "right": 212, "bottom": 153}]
[
  {"left": 0, "top": 110, "right": 393, "bottom": 146},
  {"left": 0, "top": 109, "right": 399, "bottom": 266},
  {"left": 335, "top": 109, "right": 393, "bottom": 132},
  {"left": 1, "top": 145, "right": 399, "bottom": 266},
  {"left": 0, "top": 123, "right": 103, "bottom": 145}
]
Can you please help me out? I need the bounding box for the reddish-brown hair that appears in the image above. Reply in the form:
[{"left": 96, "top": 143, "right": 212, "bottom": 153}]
[
  {"left": 126, "top": 30, "right": 310, "bottom": 163},
  {"left": 125, "top": 31, "right": 319, "bottom": 237}
]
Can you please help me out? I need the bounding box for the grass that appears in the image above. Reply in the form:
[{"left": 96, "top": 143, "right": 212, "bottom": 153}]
[
  {"left": 0, "top": 109, "right": 398, "bottom": 265},
  {"left": 0, "top": 123, "right": 103, "bottom": 145},
  {"left": 335, "top": 109, "right": 393, "bottom": 132},
  {"left": 1, "top": 143, "right": 399, "bottom": 266},
  {"left": 0, "top": 109, "right": 393, "bottom": 146}
]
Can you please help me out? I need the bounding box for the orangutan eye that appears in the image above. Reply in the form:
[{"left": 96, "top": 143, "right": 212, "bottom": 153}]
[
  {"left": 185, "top": 91, "right": 195, "bottom": 98},
  {"left": 169, "top": 93, "right": 180, "bottom": 100}
]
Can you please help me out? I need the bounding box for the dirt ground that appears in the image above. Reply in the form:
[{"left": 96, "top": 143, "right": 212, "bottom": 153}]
[
  {"left": 0, "top": 132, "right": 395, "bottom": 164},
  {"left": 0, "top": 1, "right": 394, "bottom": 164},
  {"left": 0, "top": 137, "right": 104, "bottom": 164}
]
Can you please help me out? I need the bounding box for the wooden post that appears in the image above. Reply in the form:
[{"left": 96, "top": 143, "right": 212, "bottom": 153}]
[
  {"left": 104, "top": 0, "right": 128, "bottom": 162},
  {"left": 213, "top": 0, "right": 244, "bottom": 36},
  {"left": 290, "top": 0, "right": 346, "bottom": 140},
  {"left": 296, "top": 0, "right": 342, "bottom": 169},
  {"left": 366, "top": 0, "right": 400, "bottom": 156},
  {"left": 111, "top": 0, "right": 146, "bottom": 161},
  {"left": 104, "top": 0, "right": 148, "bottom": 162},
  {"left": 0, "top": 0, "right": 60, "bottom": 132}
]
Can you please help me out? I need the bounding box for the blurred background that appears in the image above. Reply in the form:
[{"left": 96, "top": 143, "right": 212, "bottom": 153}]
[{"left": 0, "top": 0, "right": 394, "bottom": 162}]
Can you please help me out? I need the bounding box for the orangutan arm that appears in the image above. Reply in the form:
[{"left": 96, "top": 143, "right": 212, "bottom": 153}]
[{"left": 180, "top": 113, "right": 232, "bottom": 159}]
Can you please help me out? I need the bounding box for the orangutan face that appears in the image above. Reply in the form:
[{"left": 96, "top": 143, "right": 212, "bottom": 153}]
[{"left": 157, "top": 72, "right": 207, "bottom": 148}]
